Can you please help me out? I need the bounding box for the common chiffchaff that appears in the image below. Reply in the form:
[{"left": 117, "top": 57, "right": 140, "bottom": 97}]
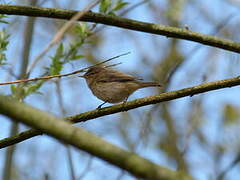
[{"left": 81, "top": 66, "right": 161, "bottom": 108}]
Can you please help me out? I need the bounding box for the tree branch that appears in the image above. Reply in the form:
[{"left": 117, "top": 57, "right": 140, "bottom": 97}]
[
  {"left": 0, "top": 95, "right": 194, "bottom": 180},
  {"left": 1, "top": 75, "right": 240, "bottom": 149},
  {"left": 0, "top": 52, "right": 130, "bottom": 86},
  {"left": 0, "top": 5, "right": 239, "bottom": 53}
]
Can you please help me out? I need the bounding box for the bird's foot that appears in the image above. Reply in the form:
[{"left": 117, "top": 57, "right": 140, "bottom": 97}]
[{"left": 97, "top": 102, "right": 107, "bottom": 109}]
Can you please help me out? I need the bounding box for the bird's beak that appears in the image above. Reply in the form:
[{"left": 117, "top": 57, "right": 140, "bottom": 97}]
[{"left": 78, "top": 75, "right": 85, "bottom": 78}]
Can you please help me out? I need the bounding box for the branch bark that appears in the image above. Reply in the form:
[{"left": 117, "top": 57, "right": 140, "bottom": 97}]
[
  {"left": 0, "top": 5, "right": 239, "bottom": 53},
  {"left": 0, "top": 95, "right": 194, "bottom": 180},
  {"left": 1, "top": 75, "right": 240, "bottom": 149}
]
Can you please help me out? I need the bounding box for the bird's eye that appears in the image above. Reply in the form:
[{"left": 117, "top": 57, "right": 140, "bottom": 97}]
[
  {"left": 85, "top": 70, "right": 95, "bottom": 76},
  {"left": 85, "top": 67, "right": 101, "bottom": 76}
]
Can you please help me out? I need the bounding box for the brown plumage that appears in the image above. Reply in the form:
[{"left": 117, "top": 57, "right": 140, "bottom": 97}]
[{"left": 82, "top": 66, "right": 161, "bottom": 108}]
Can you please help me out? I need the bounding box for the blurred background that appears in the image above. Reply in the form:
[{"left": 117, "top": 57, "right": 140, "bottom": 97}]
[{"left": 1, "top": 0, "right": 240, "bottom": 179}]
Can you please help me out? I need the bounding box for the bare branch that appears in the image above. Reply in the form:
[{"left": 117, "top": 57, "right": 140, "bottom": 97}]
[
  {"left": 0, "top": 52, "right": 130, "bottom": 86},
  {"left": 1, "top": 75, "right": 240, "bottom": 148},
  {"left": 0, "top": 5, "right": 239, "bottom": 53},
  {"left": 0, "top": 95, "right": 194, "bottom": 180}
]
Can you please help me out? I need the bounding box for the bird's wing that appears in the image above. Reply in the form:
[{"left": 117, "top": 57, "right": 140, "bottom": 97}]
[{"left": 99, "top": 69, "right": 142, "bottom": 82}]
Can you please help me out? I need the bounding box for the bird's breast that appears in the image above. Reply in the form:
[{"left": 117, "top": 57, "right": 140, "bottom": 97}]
[{"left": 88, "top": 81, "right": 139, "bottom": 103}]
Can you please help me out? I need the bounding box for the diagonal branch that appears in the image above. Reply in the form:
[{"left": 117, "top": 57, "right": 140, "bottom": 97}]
[
  {"left": 0, "top": 52, "right": 130, "bottom": 86},
  {"left": 1, "top": 75, "right": 240, "bottom": 149},
  {"left": 26, "top": 0, "right": 100, "bottom": 74},
  {"left": 0, "top": 5, "right": 239, "bottom": 53},
  {"left": 0, "top": 95, "right": 194, "bottom": 180}
]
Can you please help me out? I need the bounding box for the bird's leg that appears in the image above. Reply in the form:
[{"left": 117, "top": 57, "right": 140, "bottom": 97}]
[
  {"left": 123, "top": 97, "right": 128, "bottom": 104},
  {"left": 97, "top": 102, "right": 107, "bottom": 109},
  {"left": 122, "top": 96, "right": 129, "bottom": 109}
]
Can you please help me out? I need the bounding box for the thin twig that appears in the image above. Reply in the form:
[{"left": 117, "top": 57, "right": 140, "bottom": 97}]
[
  {"left": 0, "top": 52, "right": 130, "bottom": 86},
  {"left": 26, "top": 0, "right": 100, "bottom": 75},
  {"left": 77, "top": 156, "right": 94, "bottom": 180},
  {"left": 55, "top": 78, "right": 76, "bottom": 180}
]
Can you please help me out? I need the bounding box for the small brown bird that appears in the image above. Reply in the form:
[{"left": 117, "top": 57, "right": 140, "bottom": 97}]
[{"left": 81, "top": 66, "right": 161, "bottom": 108}]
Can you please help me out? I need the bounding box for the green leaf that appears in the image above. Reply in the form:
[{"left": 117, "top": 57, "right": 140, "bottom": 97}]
[
  {"left": 223, "top": 104, "right": 240, "bottom": 126},
  {"left": 10, "top": 85, "right": 17, "bottom": 94},
  {"left": 0, "top": 15, "right": 8, "bottom": 24},
  {"left": 23, "top": 81, "right": 44, "bottom": 97},
  {"left": 0, "top": 29, "right": 9, "bottom": 65},
  {"left": 56, "top": 43, "right": 64, "bottom": 59},
  {"left": 69, "top": 55, "right": 84, "bottom": 61},
  {"left": 99, "top": 0, "right": 112, "bottom": 13},
  {"left": 63, "top": 39, "right": 85, "bottom": 63},
  {"left": 108, "top": 12, "right": 116, "bottom": 16},
  {"left": 75, "top": 23, "right": 91, "bottom": 40},
  {"left": 112, "top": 0, "right": 129, "bottom": 11},
  {"left": 76, "top": 23, "right": 86, "bottom": 36},
  {"left": 50, "top": 43, "right": 64, "bottom": 75},
  {"left": 0, "top": 19, "right": 9, "bottom": 24}
]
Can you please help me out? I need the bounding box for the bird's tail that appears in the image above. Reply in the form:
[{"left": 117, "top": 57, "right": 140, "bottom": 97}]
[{"left": 138, "top": 82, "right": 161, "bottom": 88}]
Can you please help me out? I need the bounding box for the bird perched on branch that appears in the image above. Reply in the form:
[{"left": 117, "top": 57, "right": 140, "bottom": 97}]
[{"left": 81, "top": 66, "right": 161, "bottom": 108}]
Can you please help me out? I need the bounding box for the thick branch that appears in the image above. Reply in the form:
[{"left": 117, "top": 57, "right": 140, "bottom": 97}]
[
  {"left": 0, "top": 95, "right": 194, "bottom": 180},
  {"left": 0, "top": 5, "right": 239, "bottom": 53},
  {"left": 1, "top": 76, "right": 240, "bottom": 148}
]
